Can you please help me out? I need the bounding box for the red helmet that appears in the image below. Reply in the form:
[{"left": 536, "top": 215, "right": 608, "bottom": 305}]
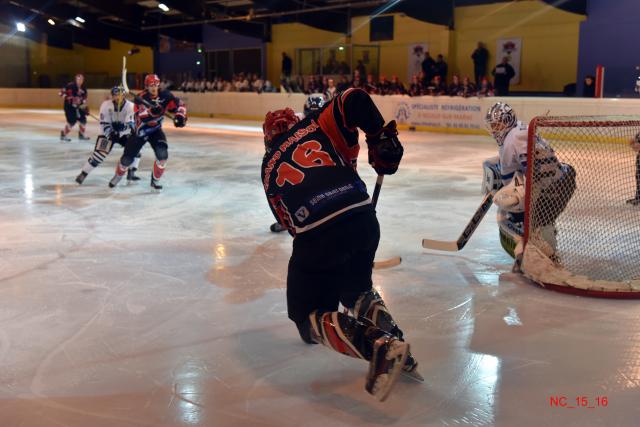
[
  {"left": 263, "top": 108, "right": 299, "bottom": 145},
  {"left": 144, "top": 74, "right": 160, "bottom": 88}
]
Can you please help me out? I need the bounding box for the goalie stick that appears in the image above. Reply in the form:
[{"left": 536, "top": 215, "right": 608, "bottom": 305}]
[
  {"left": 422, "top": 191, "right": 494, "bottom": 252},
  {"left": 122, "top": 56, "right": 174, "bottom": 120},
  {"left": 372, "top": 175, "right": 402, "bottom": 269}
]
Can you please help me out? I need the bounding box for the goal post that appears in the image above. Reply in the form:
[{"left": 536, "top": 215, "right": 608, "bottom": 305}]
[{"left": 521, "top": 115, "right": 640, "bottom": 298}]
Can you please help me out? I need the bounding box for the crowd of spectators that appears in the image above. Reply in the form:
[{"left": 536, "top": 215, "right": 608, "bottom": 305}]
[
  {"left": 178, "top": 73, "right": 277, "bottom": 93},
  {"left": 177, "top": 45, "right": 504, "bottom": 99}
]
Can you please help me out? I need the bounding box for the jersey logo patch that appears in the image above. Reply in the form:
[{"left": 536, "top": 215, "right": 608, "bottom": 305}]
[{"left": 295, "top": 206, "right": 310, "bottom": 222}]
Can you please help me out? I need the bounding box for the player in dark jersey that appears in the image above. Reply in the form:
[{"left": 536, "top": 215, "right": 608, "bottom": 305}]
[
  {"left": 59, "top": 73, "right": 90, "bottom": 141},
  {"left": 108, "top": 74, "right": 187, "bottom": 190},
  {"left": 260, "top": 88, "right": 421, "bottom": 401},
  {"left": 270, "top": 93, "right": 326, "bottom": 232}
]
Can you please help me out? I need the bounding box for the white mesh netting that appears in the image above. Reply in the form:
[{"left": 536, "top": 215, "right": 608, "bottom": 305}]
[{"left": 522, "top": 116, "right": 640, "bottom": 295}]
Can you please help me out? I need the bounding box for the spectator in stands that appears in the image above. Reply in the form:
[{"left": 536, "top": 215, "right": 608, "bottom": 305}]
[
  {"left": 364, "top": 74, "right": 378, "bottom": 94},
  {"left": 377, "top": 75, "right": 391, "bottom": 95},
  {"left": 307, "top": 75, "right": 322, "bottom": 94},
  {"left": 263, "top": 80, "right": 276, "bottom": 92},
  {"left": 408, "top": 74, "right": 423, "bottom": 97},
  {"left": 421, "top": 52, "right": 436, "bottom": 85},
  {"left": 492, "top": 57, "right": 516, "bottom": 96},
  {"left": 426, "top": 75, "right": 447, "bottom": 96},
  {"left": 388, "top": 75, "right": 405, "bottom": 95},
  {"left": 325, "top": 78, "right": 338, "bottom": 100},
  {"left": 352, "top": 74, "right": 364, "bottom": 90},
  {"left": 337, "top": 75, "right": 350, "bottom": 92},
  {"left": 434, "top": 55, "right": 448, "bottom": 81},
  {"left": 460, "top": 77, "right": 476, "bottom": 98},
  {"left": 471, "top": 42, "right": 489, "bottom": 85},
  {"left": 583, "top": 75, "right": 596, "bottom": 97},
  {"left": 356, "top": 60, "right": 366, "bottom": 79},
  {"left": 477, "top": 77, "right": 494, "bottom": 97},
  {"left": 449, "top": 75, "right": 461, "bottom": 96},
  {"left": 282, "top": 52, "right": 292, "bottom": 78}
]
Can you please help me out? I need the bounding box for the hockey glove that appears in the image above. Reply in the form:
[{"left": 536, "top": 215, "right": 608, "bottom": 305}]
[
  {"left": 173, "top": 114, "right": 186, "bottom": 128},
  {"left": 366, "top": 120, "right": 404, "bottom": 175}
]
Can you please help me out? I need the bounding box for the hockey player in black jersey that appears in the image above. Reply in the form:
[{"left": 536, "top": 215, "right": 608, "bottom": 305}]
[
  {"left": 109, "top": 74, "right": 187, "bottom": 190},
  {"left": 270, "top": 93, "right": 326, "bottom": 233},
  {"left": 261, "top": 88, "right": 420, "bottom": 401},
  {"left": 59, "top": 74, "right": 90, "bottom": 141}
]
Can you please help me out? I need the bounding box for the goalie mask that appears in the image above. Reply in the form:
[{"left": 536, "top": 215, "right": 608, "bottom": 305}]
[
  {"left": 263, "top": 108, "right": 300, "bottom": 149},
  {"left": 303, "top": 94, "right": 325, "bottom": 118},
  {"left": 485, "top": 102, "right": 517, "bottom": 146},
  {"left": 110, "top": 85, "right": 126, "bottom": 111}
]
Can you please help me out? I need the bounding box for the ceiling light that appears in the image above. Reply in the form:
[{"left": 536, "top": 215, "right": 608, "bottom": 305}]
[
  {"left": 75, "top": 16, "right": 85, "bottom": 23},
  {"left": 48, "top": 18, "right": 55, "bottom": 25},
  {"left": 16, "top": 22, "right": 26, "bottom": 32},
  {"left": 158, "top": 3, "right": 169, "bottom": 12}
]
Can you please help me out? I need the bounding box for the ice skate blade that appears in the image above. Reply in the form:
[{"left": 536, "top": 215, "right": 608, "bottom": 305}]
[{"left": 401, "top": 367, "right": 424, "bottom": 382}]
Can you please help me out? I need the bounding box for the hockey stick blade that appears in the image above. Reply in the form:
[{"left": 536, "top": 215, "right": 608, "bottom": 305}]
[
  {"left": 421, "top": 239, "right": 460, "bottom": 251},
  {"left": 373, "top": 256, "right": 402, "bottom": 269},
  {"left": 421, "top": 192, "right": 494, "bottom": 252}
]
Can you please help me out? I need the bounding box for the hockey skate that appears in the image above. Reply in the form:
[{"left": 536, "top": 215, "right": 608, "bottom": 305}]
[
  {"left": 354, "top": 290, "right": 424, "bottom": 382},
  {"left": 626, "top": 195, "right": 640, "bottom": 206},
  {"left": 78, "top": 132, "right": 90, "bottom": 141},
  {"left": 270, "top": 222, "right": 286, "bottom": 232},
  {"left": 150, "top": 175, "right": 163, "bottom": 190},
  {"left": 366, "top": 337, "right": 409, "bottom": 402},
  {"left": 75, "top": 171, "right": 88, "bottom": 185},
  {"left": 108, "top": 174, "right": 123, "bottom": 188},
  {"left": 60, "top": 131, "right": 71, "bottom": 142},
  {"left": 127, "top": 167, "right": 141, "bottom": 182}
]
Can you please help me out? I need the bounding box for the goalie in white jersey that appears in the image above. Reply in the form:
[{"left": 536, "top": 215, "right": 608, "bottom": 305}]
[
  {"left": 75, "top": 86, "right": 142, "bottom": 184},
  {"left": 482, "top": 102, "right": 576, "bottom": 262}
]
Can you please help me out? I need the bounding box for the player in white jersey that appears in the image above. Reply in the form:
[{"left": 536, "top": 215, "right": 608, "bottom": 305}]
[
  {"left": 75, "top": 86, "right": 142, "bottom": 184},
  {"left": 483, "top": 102, "right": 576, "bottom": 262}
]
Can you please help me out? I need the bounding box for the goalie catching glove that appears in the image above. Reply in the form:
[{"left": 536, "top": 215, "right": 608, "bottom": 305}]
[
  {"left": 366, "top": 120, "right": 404, "bottom": 175},
  {"left": 494, "top": 171, "right": 526, "bottom": 213}
]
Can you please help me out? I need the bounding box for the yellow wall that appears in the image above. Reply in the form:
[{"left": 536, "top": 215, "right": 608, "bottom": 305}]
[
  {"left": 266, "top": 1, "right": 584, "bottom": 93},
  {"left": 267, "top": 23, "right": 347, "bottom": 83},
  {"left": 452, "top": 1, "right": 584, "bottom": 92},
  {"left": 350, "top": 14, "right": 450, "bottom": 81},
  {"left": 29, "top": 38, "right": 153, "bottom": 87}
]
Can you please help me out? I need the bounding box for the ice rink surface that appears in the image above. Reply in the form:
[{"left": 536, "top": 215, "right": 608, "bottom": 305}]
[{"left": 1, "top": 108, "right": 639, "bottom": 427}]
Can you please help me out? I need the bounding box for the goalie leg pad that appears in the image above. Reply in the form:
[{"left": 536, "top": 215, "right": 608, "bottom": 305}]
[{"left": 494, "top": 171, "right": 525, "bottom": 213}]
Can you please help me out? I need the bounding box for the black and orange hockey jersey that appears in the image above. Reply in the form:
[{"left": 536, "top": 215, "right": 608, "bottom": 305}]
[{"left": 261, "top": 88, "right": 385, "bottom": 236}]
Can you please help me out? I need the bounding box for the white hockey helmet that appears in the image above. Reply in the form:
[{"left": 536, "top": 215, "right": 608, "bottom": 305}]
[{"left": 485, "top": 102, "right": 517, "bottom": 146}]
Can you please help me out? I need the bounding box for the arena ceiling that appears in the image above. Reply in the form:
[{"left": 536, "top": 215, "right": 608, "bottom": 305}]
[{"left": 0, "top": 0, "right": 587, "bottom": 48}]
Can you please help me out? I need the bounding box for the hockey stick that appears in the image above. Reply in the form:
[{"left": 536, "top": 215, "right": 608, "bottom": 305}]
[
  {"left": 122, "top": 56, "right": 174, "bottom": 120},
  {"left": 422, "top": 191, "right": 494, "bottom": 252},
  {"left": 372, "top": 175, "right": 402, "bottom": 269}
]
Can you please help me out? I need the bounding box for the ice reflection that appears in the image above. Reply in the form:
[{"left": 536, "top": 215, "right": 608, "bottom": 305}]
[
  {"left": 503, "top": 307, "right": 522, "bottom": 326},
  {"left": 24, "top": 173, "right": 33, "bottom": 202}
]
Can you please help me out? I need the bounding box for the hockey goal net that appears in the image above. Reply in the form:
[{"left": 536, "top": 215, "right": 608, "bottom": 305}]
[{"left": 522, "top": 116, "right": 640, "bottom": 298}]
